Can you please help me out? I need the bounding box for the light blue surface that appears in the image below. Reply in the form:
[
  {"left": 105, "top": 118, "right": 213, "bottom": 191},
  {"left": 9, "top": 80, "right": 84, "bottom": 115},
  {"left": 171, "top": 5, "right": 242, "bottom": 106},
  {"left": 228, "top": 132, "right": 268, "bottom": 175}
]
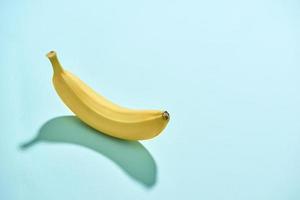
[{"left": 1, "top": 0, "right": 300, "bottom": 199}]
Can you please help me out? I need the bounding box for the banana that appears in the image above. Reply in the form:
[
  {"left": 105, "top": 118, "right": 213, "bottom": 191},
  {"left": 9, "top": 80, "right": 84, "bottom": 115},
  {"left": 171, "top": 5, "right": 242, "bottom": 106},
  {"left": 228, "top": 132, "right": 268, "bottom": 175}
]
[{"left": 46, "top": 51, "right": 170, "bottom": 140}]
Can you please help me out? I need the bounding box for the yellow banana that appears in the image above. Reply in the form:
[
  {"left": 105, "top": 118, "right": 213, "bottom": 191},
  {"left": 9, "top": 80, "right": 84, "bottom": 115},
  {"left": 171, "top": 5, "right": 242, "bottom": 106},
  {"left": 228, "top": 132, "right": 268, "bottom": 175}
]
[{"left": 46, "top": 51, "right": 170, "bottom": 140}]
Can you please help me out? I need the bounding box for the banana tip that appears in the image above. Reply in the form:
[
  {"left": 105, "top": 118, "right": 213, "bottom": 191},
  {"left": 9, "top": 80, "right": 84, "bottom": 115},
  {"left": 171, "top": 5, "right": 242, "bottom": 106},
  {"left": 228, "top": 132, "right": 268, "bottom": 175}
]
[
  {"left": 162, "top": 111, "right": 170, "bottom": 120},
  {"left": 46, "top": 50, "right": 56, "bottom": 58}
]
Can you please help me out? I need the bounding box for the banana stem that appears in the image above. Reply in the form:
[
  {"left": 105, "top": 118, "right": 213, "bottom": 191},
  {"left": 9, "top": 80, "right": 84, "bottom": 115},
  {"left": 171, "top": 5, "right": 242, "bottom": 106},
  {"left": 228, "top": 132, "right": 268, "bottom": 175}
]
[{"left": 46, "top": 51, "right": 64, "bottom": 74}]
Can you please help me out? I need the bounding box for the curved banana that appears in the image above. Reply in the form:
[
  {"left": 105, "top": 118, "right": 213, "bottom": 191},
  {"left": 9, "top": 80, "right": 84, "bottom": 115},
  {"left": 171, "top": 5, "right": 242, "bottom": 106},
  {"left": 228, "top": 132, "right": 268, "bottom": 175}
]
[{"left": 46, "top": 51, "right": 170, "bottom": 140}]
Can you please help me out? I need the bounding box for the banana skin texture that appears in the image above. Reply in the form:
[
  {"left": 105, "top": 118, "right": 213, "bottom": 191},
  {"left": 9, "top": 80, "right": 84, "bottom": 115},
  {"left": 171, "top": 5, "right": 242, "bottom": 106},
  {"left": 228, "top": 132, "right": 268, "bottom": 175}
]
[{"left": 46, "top": 51, "right": 170, "bottom": 140}]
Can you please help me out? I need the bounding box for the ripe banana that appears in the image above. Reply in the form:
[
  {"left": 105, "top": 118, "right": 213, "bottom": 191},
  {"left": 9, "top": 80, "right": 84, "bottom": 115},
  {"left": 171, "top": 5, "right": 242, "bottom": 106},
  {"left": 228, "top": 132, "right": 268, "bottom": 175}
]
[{"left": 46, "top": 51, "right": 170, "bottom": 140}]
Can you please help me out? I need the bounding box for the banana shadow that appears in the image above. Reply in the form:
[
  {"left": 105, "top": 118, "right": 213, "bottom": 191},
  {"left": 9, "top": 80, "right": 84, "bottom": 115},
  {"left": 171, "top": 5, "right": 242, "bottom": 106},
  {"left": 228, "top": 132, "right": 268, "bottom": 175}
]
[{"left": 20, "top": 116, "right": 157, "bottom": 188}]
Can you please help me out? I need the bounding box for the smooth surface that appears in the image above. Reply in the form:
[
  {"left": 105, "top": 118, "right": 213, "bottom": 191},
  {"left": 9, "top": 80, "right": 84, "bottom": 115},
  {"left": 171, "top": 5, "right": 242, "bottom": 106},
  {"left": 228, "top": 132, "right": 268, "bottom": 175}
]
[
  {"left": 1, "top": 0, "right": 300, "bottom": 199},
  {"left": 48, "top": 52, "right": 169, "bottom": 140}
]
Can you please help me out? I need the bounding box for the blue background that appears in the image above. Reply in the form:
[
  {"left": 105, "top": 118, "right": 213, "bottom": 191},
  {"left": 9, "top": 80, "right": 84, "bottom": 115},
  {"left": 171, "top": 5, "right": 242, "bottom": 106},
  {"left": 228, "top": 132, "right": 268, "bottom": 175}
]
[{"left": 1, "top": 0, "right": 300, "bottom": 199}]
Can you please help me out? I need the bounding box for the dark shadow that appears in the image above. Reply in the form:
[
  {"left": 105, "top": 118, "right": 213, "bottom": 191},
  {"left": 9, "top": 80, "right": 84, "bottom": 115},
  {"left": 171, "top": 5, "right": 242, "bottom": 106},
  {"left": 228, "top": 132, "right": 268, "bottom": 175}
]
[{"left": 20, "top": 116, "right": 157, "bottom": 188}]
